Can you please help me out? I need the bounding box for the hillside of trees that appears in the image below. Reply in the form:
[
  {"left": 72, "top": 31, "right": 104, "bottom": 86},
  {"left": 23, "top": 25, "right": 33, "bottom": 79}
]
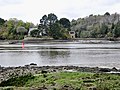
[
  {"left": 71, "top": 12, "right": 120, "bottom": 39},
  {"left": 0, "top": 12, "right": 120, "bottom": 40}
]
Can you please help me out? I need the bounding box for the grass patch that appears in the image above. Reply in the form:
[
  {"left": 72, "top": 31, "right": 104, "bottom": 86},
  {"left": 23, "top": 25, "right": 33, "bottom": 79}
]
[
  {"left": 1, "top": 72, "right": 120, "bottom": 90},
  {"left": 0, "top": 74, "right": 35, "bottom": 87}
]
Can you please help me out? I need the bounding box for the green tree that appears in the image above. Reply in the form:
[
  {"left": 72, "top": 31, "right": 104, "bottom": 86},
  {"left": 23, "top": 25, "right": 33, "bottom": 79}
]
[
  {"left": 40, "top": 15, "right": 48, "bottom": 26},
  {"left": 113, "top": 22, "right": 120, "bottom": 37},
  {"left": 0, "top": 18, "right": 5, "bottom": 26},
  {"left": 39, "top": 15, "right": 49, "bottom": 36},
  {"left": 0, "top": 27, "right": 8, "bottom": 40},
  {"left": 47, "top": 13, "right": 58, "bottom": 36},
  {"left": 6, "top": 20, "right": 16, "bottom": 35},
  {"left": 49, "top": 22, "right": 70, "bottom": 39},
  {"left": 104, "top": 12, "right": 110, "bottom": 16},
  {"left": 49, "top": 23, "right": 61, "bottom": 39},
  {"left": 59, "top": 18, "right": 70, "bottom": 28},
  {"left": 6, "top": 18, "right": 32, "bottom": 40},
  {"left": 25, "top": 22, "right": 31, "bottom": 30},
  {"left": 48, "top": 13, "right": 58, "bottom": 25},
  {"left": 16, "top": 26, "right": 27, "bottom": 34},
  {"left": 80, "top": 31, "right": 90, "bottom": 38},
  {"left": 30, "top": 29, "right": 40, "bottom": 37},
  {"left": 100, "top": 24, "right": 108, "bottom": 37},
  {"left": 39, "top": 13, "right": 58, "bottom": 37},
  {"left": 17, "top": 20, "right": 25, "bottom": 27}
]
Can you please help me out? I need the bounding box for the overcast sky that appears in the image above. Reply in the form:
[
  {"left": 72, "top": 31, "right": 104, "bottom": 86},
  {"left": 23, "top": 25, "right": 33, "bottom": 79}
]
[{"left": 0, "top": 0, "right": 120, "bottom": 24}]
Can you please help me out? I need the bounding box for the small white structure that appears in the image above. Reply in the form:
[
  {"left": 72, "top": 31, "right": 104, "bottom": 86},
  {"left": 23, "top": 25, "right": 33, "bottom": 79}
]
[
  {"left": 69, "top": 31, "right": 75, "bottom": 38},
  {"left": 28, "top": 28, "right": 38, "bottom": 36}
]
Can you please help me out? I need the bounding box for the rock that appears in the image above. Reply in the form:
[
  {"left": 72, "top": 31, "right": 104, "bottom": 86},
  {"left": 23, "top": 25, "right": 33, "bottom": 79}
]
[
  {"left": 41, "top": 70, "right": 47, "bottom": 74},
  {"left": 38, "top": 85, "right": 48, "bottom": 90},
  {"left": 30, "top": 63, "right": 37, "bottom": 66},
  {"left": 112, "top": 67, "right": 118, "bottom": 71},
  {"left": 89, "top": 86, "right": 97, "bottom": 90},
  {"left": 9, "top": 41, "right": 18, "bottom": 44},
  {"left": 99, "top": 68, "right": 111, "bottom": 72},
  {"left": 61, "top": 85, "right": 74, "bottom": 90}
]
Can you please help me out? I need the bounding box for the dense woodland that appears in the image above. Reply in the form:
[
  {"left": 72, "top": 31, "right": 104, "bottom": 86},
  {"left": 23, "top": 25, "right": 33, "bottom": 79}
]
[
  {"left": 0, "top": 12, "right": 120, "bottom": 40},
  {"left": 71, "top": 12, "right": 120, "bottom": 39},
  {"left": 0, "top": 18, "right": 34, "bottom": 40}
]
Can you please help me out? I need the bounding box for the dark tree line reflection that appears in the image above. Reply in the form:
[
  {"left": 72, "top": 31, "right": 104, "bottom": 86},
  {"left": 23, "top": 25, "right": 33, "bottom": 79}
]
[{"left": 38, "top": 50, "right": 70, "bottom": 59}]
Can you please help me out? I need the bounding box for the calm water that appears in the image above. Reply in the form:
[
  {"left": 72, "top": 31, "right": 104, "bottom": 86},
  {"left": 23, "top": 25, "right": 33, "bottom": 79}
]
[{"left": 0, "top": 41, "right": 120, "bottom": 68}]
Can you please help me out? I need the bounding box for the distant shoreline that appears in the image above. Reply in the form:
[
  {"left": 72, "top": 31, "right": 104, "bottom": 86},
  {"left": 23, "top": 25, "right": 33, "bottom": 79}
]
[{"left": 0, "top": 38, "right": 120, "bottom": 44}]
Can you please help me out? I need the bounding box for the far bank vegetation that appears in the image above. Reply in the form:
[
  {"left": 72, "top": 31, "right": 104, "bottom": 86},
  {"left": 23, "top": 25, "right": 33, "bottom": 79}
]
[{"left": 0, "top": 12, "right": 120, "bottom": 40}]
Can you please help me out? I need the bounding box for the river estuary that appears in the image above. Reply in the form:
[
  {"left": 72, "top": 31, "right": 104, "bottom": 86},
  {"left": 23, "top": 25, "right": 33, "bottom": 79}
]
[{"left": 0, "top": 40, "right": 120, "bottom": 68}]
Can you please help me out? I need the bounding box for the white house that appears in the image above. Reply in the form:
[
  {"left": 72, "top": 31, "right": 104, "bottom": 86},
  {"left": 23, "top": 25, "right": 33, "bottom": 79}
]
[
  {"left": 69, "top": 31, "right": 75, "bottom": 38},
  {"left": 28, "top": 28, "right": 42, "bottom": 36}
]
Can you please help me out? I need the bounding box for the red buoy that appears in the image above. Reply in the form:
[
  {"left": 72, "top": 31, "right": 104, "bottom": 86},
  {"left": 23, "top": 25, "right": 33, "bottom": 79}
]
[{"left": 22, "top": 41, "right": 24, "bottom": 48}]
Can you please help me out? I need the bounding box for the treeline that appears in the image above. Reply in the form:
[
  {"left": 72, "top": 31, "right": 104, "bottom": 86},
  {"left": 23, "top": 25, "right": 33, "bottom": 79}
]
[
  {"left": 71, "top": 12, "right": 120, "bottom": 39},
  {"left": 0, "top": 13, "right": 71, "bottom": 40},
  {"left": 0, "top": 18, "right": 34, "bottom": 40},
  {"left": 32, "top": 13, "right": 71, "bottom": 39},
  {"left": 0, "top": 12, "right": 120, "bottom": 40}
]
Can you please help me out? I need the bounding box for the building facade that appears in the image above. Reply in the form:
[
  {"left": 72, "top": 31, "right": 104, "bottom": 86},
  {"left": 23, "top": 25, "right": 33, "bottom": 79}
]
[{"left": 69, "top": 31, "right": 75, "bottom": 38}]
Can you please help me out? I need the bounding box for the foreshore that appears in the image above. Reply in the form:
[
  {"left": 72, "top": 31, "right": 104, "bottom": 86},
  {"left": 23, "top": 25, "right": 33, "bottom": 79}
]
[
  {"left": 1, "top": 37, "right": 120, "bottom": 44},
  {"left": 0, "top": 64, "right": 120, "bottom": 83}
]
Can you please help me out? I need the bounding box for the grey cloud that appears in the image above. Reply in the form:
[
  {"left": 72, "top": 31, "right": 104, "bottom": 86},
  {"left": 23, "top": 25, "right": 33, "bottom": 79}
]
[
  {"left": 0, "top": 0, "right": 24, "bottom": 6},
  {"left": 99, "top": 0, "right": 120, "bottom": 6}
]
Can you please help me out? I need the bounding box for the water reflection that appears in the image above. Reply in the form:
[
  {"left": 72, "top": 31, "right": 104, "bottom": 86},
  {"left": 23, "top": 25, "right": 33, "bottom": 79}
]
[
  {"left": 37, "top": 50, "right": 70, "bottom": 66},
  {"left": 39, "top": 50, "right": 70, "bottom": 59}
]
